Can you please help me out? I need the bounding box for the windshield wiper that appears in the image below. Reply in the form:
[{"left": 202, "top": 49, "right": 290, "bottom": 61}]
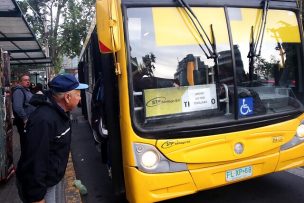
[
  {"left": 247, "top": 0, "right": 269, "bottom": 81},
  {"left": 248, "top": 26, "right": 255, "bottom": 81},
  {"left": 176, "top": 0, "right": 217, "bottom": 59},
  {"left": 255, "top": 0, "right": 269, "bottom": 56},
  {"left": 176, "top": 0, "right": 219, "bottom": 83},
  {"left": 210, "top": 24, "right": 220, "bottom": 84}
]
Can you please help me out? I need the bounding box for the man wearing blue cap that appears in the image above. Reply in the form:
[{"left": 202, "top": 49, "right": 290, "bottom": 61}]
[{"left": 16, "top": 74, "right": 88, "bottom": 203}]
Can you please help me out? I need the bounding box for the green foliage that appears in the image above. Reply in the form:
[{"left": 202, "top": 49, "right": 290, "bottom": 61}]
[
  {"left": 60, "top": 0, "right": 95, "bottom": 57},
  {"left": 17, "top": 0, "right": 95, "bottom": 73},
  {"left": 18, "top": 1, "right": 48, "bottom": 42}
]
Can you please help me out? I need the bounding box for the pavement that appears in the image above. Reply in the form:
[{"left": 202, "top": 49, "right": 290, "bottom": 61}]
[
  {"left": 70, "top": 108, "right": 116, "bottom": 203},
  {"left": 0, "top": 108, "right": 84, "bottom": 203}
]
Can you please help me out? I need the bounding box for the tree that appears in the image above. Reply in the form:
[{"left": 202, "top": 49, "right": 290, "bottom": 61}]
[
  {"left": 60, "top": 0, "right": 95, "bottom": 57},
  {"left": 17, "top": 0, "right": 95, "bottom": 73},
  {"left": 141, "top": 53, "right": 156, "bottom": 77}
]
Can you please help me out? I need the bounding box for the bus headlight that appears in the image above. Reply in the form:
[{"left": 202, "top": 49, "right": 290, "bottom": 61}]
[
  {"left": 296, "top": 124, "right": 304, "bottom": 138},
  {"left": 281, "top": 124, "right": 304, "bottom": 151},
  {"left": 133, "top": 143, "right": 188, "bottom": 173},
  {"left": 141, "top": 150, "right": 159, "bottom": 169}
]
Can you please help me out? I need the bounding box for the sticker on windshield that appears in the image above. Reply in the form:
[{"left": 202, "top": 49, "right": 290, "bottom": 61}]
[
  {"left": 238, "top": 97, "right": 253, "bottom": 116},
  {"left": 144, "top": 84, "right": 217, "bottom": 118},
  {"left": 181, "top": 85, "right": 217, "bottom": 112}
]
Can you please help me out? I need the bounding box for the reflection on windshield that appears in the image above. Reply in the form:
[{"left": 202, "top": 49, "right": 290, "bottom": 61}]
[
  {"left": 228, "top": 8, "right": 302, "bottom": 118},
  {"left": 127, "top": 7, "right": 303, "bottom": 133}
]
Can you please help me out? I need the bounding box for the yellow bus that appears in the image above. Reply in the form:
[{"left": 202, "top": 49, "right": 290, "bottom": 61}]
[{"left": 78, "top": 0, "right": 304, "bottom": 202}]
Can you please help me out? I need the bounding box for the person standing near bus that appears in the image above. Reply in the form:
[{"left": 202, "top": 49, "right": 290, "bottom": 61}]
[
  {"left": 12, "top": 73, "right": 35, "bottom": 139},
  {"left": 16, "top": 74, "right": 88, "bottom": 203}
]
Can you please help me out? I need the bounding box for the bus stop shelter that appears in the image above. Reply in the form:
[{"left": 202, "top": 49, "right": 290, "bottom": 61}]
[
  {"left": 0, "top": 0, "right": 51, "bottom": 65},
  {"left": 0, "top": 0, "right": 51, "bottom": 181}
]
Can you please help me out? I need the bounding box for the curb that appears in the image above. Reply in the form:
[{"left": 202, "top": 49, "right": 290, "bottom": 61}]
[{"left": 64, "top": 153, "right": 82, "bottom": 203}]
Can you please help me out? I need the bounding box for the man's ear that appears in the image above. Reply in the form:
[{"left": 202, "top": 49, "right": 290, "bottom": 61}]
[{"left": 64, "top": 93, "right": 70, "bottom": 103}]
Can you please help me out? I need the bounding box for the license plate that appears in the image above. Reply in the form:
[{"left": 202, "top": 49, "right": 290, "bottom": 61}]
[{"left": 226, "top": 166, "right": 252, "bottom": 182}]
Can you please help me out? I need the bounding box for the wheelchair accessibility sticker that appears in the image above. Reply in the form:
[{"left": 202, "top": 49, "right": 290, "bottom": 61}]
[{"left": 239, "top": 97, "right": 253, "bottom": 116}]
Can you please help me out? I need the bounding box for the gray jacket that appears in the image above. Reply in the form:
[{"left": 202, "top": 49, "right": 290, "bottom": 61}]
[{"left": 12, "top": 85, "right": 35, "bottom": 121}]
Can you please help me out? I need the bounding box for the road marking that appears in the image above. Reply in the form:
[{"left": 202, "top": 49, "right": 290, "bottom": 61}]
[{"left": 286, "top": 167, "right": 304, "bottom": 178}]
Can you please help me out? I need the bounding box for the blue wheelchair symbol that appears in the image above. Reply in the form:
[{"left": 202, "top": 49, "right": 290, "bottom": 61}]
[{"left": 239, "top": 97, "right": 253, "bottom": 116}]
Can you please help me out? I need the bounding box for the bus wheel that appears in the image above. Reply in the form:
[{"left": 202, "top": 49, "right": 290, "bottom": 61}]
[
  {"left": 92, "top": 116, "right": 108, "bottom": 144},
  {"left": 98, "top": 116, "right": 108, "bottom": 138}
]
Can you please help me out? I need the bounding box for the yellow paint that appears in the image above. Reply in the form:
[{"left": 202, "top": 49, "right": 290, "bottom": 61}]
[
  {"left": 152, "top": 8, "right": 299, "bottom": 47},
  {"left": 152, "top": 7, "right": 229, "bottom": 46},
  {"left": 190, "top": 152, "right": 279, "bottom": 190},
  {"left": 230, "top": 9, "right": 300, "bottom": 44},
  {"left": 124, "top": 167, "right": 196, "bottom": 203},
  {"left": 276, "top": 142, "right": 304, "bottom": 171},
  {"left": 156, "top": 118, "right": 298, "bottom": 163},
  {"left": 123, "top": 117, "right": 304, "bottom": 202},
  {"left": 96, "top": 0, "right": 121, "bottom": 53}
]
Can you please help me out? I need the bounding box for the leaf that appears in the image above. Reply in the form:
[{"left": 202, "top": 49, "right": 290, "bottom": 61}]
[{"left": 16, "top": 0, "right": 95, "bottom": 73}]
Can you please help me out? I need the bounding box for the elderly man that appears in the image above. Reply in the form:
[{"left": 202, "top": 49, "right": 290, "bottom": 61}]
[{"left": 16, "top": 74, "right": 88, "bottom": 203}]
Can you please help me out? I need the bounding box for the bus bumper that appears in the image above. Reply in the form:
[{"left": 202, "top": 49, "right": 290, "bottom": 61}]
[
  {"left": 124, "top": 166, "right": 196, "bottom": 203},
  {"left": 189, "top": 151, "right": 278, "bottom": 191},
  {"left": 124, "top": 151, "right": 279, "bottom": 203},
  {"left": 276, "top": 142, "right": 304, "bottom": 171}
]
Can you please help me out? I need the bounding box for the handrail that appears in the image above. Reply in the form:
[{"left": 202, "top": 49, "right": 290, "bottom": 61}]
[
  {"left": 219, "top": 84, "right": 231, "bottom": 115},
  {"left": 133, "top": 91, "right": 143, "bottom": 111}
]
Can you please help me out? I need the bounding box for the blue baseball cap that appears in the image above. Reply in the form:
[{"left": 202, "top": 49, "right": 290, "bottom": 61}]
[{"left": 48, "top": 74, "right": 88, "bottom": 92}]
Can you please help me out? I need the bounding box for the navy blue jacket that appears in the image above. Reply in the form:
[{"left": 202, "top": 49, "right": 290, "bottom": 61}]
[{"left": 16, "top": 91, "right": 71, "bottom": 202}]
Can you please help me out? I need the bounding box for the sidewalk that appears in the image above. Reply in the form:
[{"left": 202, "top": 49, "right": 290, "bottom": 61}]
[
  {"left": 0, "top": 119, "right": 82, "bottom": 202},
  {"left": 70, "top": 108, "right": 117, "bottom": 203}
]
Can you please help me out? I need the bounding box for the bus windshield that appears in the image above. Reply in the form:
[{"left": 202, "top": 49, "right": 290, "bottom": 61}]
[{"left": 127, "top": 7, "right": 304, "bottom": 136}]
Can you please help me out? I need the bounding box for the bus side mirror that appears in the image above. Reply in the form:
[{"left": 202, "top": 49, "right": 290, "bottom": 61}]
[{"left": 96, "top": 0, "right": 121, "bottom": 54}]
